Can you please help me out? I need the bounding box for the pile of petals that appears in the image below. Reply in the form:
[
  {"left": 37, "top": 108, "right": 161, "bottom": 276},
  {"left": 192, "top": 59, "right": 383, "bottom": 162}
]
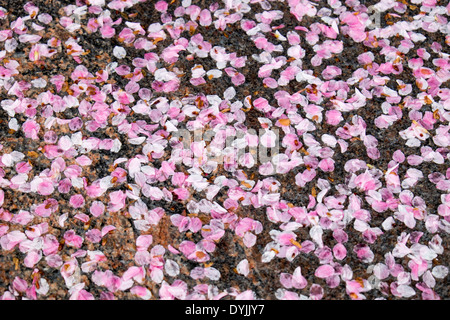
[{"left": 0, "top": 0, "right": 449, "bottom": 300}]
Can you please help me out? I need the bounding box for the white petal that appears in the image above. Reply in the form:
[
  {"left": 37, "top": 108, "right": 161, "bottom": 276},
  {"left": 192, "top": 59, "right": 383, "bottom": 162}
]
[
  {"left": 432, "top": 266, "right": 448, "bottom": 279},
  {"left": 113, "top": 46, "right": 126, "bottom": 59},
  {"left": 129, "top": 137, "right": 146, "bottom": 145},
  {"left": 397, "top": 285, "right": 416, "bottom": 298}
]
